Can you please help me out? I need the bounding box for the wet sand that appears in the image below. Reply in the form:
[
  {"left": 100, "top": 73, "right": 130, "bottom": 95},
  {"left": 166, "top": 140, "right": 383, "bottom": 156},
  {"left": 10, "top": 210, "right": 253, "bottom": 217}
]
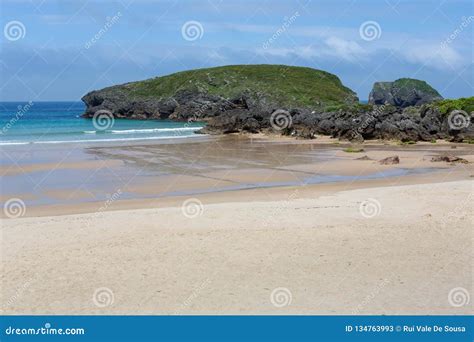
[
  {"left": 0, "top": 135, "right": 473, "bottom": 314},
  {"left": 1, "top": 135, "right": 473, "bottom": 216}
]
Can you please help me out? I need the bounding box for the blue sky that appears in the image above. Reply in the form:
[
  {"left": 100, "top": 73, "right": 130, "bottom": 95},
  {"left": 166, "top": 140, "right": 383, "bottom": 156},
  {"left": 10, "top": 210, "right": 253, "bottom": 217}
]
[{"left": 1, "top": 0, "right": 473, "bottom": 101}]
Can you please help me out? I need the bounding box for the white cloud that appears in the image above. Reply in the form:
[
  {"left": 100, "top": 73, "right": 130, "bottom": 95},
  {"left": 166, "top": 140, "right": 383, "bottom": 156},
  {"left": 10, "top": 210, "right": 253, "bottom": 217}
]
[
  {"left": 400, "top": 42, "right": 464, "bottom": 70},
  {"left": 323, "top": 37, "right": 367, "bottom": 61},
  {"left": 257, "top": 36, "right": 368, "bottom": 63},
  {"left": 38, "top": 14, "right": 73, "bottom": 24}
]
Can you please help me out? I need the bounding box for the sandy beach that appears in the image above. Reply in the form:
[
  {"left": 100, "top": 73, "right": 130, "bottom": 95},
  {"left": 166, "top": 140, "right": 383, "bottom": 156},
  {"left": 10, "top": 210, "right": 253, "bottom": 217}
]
[
  {"left": 1, "top": 180, "right": 472, "bottom": 315},
  {"left": 1, "top": 136, "right": 473, "bottom": 315}
]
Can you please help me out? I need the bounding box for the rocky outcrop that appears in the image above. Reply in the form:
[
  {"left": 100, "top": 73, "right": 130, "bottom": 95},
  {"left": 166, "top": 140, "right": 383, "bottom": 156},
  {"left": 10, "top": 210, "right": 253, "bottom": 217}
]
[
  {"left": 82, "top": 64, "right": 358, "bottom": 122},
  {"left": 82, "top": 87, "right": 241, "bottom": 121},
  {"left": 368, "top": 78, "right": 443, "bottom": 107},
  {"left": 200, "top": 102, "right": 472, "bottom": 142},
  {"left": 431, "top": 155, "right": 468, "bottom": 163},
  {"left": 379, "top": 156, "right": 400, "bottom": 165},
  {"left": 81, "top": 65, "right": 473, "bottom": 143}
]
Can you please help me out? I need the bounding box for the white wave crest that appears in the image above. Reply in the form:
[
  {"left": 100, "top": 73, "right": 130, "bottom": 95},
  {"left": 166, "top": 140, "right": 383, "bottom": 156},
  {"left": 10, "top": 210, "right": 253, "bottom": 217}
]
[{"left": 108, "top": 127, "right": 202, "bottom": 134}]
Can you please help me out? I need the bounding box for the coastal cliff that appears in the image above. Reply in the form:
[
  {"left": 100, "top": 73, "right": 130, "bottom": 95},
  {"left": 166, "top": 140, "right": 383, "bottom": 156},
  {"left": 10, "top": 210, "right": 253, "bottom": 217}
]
[
  {"left": 82, "top": 64, "right": 357, "bottom": 121},
  {"left": 82, "top": 64, "right": 474, "bottom": 142},
  {"left": 368, "top": 78, "right": 443, "bottom": 108}
]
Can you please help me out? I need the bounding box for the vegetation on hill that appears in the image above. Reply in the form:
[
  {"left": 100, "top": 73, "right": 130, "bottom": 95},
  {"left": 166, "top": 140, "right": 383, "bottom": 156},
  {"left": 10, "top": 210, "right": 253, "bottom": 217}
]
[
  {"left": 433, "top": 97, "right": 474, "bottom": 115},
  {"left": 368, "top": 78, "right": 443, "bottom": 107},
  {"left": 324, "top": 103, "right": 373, "bottom": 113},
  {"left": 114, "top": 64, "right": 357, "bottom": 108},
  {"left": 392, "top": 78, "right": 442, "bottom": 97}
]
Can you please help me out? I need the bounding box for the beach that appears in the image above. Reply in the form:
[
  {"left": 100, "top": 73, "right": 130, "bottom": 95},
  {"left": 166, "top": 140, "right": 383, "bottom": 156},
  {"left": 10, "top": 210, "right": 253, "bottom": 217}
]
[
  {"left": 1, "top": 136, "right": 473, "bottom": 314},
  {"left": 2, "top": 1, "right": 474, "bottom": 339}
]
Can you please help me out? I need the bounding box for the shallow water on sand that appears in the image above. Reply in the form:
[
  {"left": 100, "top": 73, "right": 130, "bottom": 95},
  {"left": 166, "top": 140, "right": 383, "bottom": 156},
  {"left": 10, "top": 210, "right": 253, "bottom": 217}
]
[{"left": 0, "top": 136, "right": 441, "bottom": 208}]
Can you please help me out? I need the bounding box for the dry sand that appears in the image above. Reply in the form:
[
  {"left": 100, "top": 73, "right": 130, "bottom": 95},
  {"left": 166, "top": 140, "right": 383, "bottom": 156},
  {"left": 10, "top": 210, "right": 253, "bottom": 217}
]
[{"left": 1, "top": 178, "right": 472, "bottom": 315}]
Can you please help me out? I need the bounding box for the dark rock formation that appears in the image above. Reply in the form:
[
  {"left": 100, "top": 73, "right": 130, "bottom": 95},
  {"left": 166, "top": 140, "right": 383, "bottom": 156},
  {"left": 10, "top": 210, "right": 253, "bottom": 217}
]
[
  {"left": 286, "top": 103, "right": 474, "bottom": 143},
  {"left": 368, "top": 78, "right": 443, "bottom": 108},
  {"left": 82, "top": 64, "right": 358, "bottom": 122},
  {"left": 379, "top": 156, "right": 400, "bottom": 165},
  {"left": 431, "top": 155, "right": 468, "bottom": 164},
  {"left": 81, "top": 88, "right": 228, "bottom": 121},
  {"left": 81, "top": 65, "right": 474, "bottom": 143}
]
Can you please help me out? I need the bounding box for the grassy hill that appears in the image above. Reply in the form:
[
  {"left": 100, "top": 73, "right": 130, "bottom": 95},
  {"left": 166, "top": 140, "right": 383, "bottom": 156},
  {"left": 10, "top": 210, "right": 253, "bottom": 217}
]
[
  {"left": 434, "top": 96, "right": 474, "bottom": 115},
  {"left": 391, "top": 78, "right": 442, "bottom": 97},
  {"left": 108, "top": 64, "right": 358, "bottom": 108}
]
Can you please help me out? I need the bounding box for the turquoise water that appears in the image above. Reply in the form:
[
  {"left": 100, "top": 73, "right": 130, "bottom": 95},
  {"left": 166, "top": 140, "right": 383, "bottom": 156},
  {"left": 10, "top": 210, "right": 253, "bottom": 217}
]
[{"left": 0, "top": 102, "right": 204, "bottom": 146}]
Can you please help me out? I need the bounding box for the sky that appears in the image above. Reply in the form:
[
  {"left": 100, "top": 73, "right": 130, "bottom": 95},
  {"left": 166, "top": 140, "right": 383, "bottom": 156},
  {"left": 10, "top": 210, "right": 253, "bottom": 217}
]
[{"left": 0, "top": 0, "right": 473, "bottom": 101}]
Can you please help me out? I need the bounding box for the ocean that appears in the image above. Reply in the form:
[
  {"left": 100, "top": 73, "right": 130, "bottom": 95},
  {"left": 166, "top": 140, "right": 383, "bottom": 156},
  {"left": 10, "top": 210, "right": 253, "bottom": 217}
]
[{"left": 0, "top": 102, "right": 205, "bottom": 146}]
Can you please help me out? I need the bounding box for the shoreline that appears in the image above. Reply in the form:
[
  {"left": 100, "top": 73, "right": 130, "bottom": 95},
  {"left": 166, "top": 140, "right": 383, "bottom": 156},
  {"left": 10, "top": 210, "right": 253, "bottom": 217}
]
[
  {"left": 2, "top": 135, "right": 473, "bottom": 217},
  {"left": 4, "top": 167, "right": 471, "bottom": 218}
]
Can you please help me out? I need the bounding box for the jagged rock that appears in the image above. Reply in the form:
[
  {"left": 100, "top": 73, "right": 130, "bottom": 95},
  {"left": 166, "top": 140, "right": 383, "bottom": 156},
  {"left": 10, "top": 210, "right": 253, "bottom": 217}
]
[
  {"left": 82, "top": 65, "right": 357, "bottom": 123},
  {"left": 368, "top": 78, "right": 443, "bottom": 108},
  {"left": 80, "top": 65, "right": 474, "bottom": 143},
  {"left": 431, "top": 155, "right": 468, "bottom": 163},
  {"left": 379, "top": 156, "right": 400, "bottom": 165},
  {"left": 290, "top": 127, "right": 316, "bottom": 139}
]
